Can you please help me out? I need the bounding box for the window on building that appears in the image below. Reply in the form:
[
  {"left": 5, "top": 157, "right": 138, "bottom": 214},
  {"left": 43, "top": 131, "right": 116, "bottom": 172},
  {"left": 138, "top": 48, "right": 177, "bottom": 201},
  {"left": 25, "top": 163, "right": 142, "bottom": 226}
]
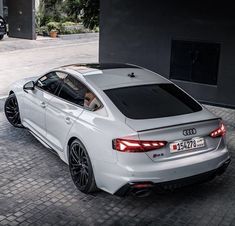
[{"left": 170, "top": 40, "right": 220, "bottom": 85}]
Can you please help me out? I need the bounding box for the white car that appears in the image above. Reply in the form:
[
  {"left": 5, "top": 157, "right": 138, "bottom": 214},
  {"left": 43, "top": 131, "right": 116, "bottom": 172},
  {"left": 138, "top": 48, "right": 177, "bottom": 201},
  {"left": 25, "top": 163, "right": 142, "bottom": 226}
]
[{"left": 5, "top": 63, "right": 230, "bottom": 196}]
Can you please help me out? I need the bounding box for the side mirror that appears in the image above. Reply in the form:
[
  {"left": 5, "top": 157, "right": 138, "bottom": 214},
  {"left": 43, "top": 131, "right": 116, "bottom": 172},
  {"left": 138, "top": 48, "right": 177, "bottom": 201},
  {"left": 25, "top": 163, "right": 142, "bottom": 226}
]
[{"left": 23, "top": 81, "right": 35, "bottom": 91}]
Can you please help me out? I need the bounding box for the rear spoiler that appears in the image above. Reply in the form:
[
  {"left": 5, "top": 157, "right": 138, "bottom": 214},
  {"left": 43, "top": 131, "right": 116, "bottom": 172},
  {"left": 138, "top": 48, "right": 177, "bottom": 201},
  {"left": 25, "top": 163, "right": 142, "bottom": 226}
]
[{"left": 137, "top": 117, "right": 221, "bottom": 133}]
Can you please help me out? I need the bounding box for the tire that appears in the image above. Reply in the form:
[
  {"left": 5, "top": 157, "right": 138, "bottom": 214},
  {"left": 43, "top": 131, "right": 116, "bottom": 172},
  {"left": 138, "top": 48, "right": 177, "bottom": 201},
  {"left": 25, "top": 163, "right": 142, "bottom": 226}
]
[
  {"left": 69, "top": 139, "right": 98, "bottom": 194},
  {"left": 4, "top": 93, "right": 23, "bottom": 128},
  {"left": 0, "top": 35, "right": 4, "bottom": 40}
]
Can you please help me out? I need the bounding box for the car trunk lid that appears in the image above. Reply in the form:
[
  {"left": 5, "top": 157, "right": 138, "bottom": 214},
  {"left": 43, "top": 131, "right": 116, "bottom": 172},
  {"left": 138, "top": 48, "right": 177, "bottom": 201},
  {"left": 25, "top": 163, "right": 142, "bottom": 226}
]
[{"left": 125, "top": 109, "right": 222, "bottom": 162}]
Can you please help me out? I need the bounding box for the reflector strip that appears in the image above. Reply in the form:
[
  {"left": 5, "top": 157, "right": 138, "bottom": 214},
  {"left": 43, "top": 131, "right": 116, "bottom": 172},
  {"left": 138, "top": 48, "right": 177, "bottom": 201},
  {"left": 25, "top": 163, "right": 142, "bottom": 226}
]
[{"left": 113, "top": 138, "right": 167, "bottom": 152}]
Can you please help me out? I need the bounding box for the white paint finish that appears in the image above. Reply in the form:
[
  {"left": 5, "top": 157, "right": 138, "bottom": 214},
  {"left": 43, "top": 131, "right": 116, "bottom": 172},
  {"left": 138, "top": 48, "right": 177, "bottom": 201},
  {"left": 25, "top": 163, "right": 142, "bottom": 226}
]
[
  {"left": 21, "top": 88, "right": 52, "bottom": 139},
  {"left": 84, "top": 68, "right": 170, "bottom": 90},
  {"left": 8, "top": 65, "right": 230, "bottom": 194},
  {"left": 45, "top": 96, "right": 83, "bottom": 152}
]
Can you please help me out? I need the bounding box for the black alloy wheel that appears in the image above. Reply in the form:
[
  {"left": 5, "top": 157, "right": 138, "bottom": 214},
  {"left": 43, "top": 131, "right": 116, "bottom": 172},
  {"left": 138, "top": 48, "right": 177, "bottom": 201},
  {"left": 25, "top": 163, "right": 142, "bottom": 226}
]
[
  {"left": 69, "top": 139, "right": 97, "bottom": 194},
  {"left": 4, "top": 94, "right": 23, "bottom": 128}
]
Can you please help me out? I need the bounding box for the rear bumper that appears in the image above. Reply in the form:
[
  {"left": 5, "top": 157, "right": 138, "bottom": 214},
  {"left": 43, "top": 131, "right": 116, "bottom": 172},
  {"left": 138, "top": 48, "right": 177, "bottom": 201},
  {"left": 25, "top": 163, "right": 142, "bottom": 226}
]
[
  {"left": 95, "top": 145, "right": 230, "bottom": 194},
  {"left": 115, "top": 157, "right": 231, "bottom": 196}
]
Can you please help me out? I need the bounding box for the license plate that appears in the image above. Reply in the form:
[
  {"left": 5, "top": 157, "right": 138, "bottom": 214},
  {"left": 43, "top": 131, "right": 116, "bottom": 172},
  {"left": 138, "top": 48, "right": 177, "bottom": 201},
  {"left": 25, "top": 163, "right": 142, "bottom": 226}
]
[{"left": 170, "top": 137, "right": 205, "bottom": 153}]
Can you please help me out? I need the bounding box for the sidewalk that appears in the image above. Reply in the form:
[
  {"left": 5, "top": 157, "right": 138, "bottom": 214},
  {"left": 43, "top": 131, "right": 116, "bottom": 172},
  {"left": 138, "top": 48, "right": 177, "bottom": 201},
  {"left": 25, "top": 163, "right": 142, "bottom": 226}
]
[
  {"left": 0, "top": 33, "right": 99, "bottom": 97},
  {"left": 0, "top": 33, "right": 99, "bottom": 52}
]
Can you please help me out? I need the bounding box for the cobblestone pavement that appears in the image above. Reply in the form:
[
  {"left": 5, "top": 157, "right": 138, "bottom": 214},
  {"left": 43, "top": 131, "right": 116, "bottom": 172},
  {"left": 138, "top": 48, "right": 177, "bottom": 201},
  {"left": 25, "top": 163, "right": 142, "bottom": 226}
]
[{"left": 0, "top": 99, "right": 235, "bottom": 226}]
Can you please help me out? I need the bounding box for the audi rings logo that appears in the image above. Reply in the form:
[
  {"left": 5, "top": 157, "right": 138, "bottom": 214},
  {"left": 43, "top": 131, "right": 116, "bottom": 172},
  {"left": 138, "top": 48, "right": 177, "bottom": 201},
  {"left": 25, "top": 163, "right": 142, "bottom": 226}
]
[{"left": 183, "top": 128, "right": 197, "bottom": 136}]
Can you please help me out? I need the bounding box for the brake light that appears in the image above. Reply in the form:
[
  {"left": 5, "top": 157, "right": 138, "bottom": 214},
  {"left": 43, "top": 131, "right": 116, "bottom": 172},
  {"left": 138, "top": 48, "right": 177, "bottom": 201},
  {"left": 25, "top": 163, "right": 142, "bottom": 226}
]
[
  {"left": 210, "top": 123, "right": 226, "bottom": 138},
  {"left": 113, "top": 138, "right": 167, "bottom": 152}
]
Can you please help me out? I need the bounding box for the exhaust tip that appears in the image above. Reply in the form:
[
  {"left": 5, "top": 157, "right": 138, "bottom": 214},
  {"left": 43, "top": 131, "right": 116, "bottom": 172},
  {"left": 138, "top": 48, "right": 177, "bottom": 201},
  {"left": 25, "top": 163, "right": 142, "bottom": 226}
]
[
  {"left": 132, "top": 188, "right": 152, "bottom": 198},
  {"left": 131, "top": 182, "right": 153, "bottom": 197}
]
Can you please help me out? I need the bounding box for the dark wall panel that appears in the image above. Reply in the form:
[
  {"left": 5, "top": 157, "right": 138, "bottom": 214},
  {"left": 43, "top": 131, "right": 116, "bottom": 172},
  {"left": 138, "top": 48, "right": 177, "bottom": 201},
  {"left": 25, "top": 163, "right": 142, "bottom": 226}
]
[
  {"left": 7, "top": 0, "right": 36, "bottom": 40},
  {"left": 0, "top": 0, "right": 3, "bottom": 17},
  {"left": 99, "top": 0, "right": 235, "bottom": 108}
]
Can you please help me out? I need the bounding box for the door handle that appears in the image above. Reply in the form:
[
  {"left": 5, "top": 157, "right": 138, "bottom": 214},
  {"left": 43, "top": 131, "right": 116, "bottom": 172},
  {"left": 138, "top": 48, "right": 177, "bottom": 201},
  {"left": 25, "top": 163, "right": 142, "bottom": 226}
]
[
  {"left": 65, "top": 117, "right": 71, "bottom": 125},
  {"left": 40, "top": 102, "right": 46, "bottom": 108}
]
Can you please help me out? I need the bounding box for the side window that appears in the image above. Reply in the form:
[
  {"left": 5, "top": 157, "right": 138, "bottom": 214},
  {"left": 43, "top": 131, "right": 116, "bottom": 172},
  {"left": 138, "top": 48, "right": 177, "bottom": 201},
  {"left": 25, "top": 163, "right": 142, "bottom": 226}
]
[
  {"left": 36, "top": 71, "right": 67, "bottom": 95},
  {"left": 84, "top": 90, "right": 102, "bottom": 111},
  {"left": 58, "top": 75, "right": 102, "bottom": 111},
  {"left": 58, "top": 75, "right": 87, "bottom": 106}
]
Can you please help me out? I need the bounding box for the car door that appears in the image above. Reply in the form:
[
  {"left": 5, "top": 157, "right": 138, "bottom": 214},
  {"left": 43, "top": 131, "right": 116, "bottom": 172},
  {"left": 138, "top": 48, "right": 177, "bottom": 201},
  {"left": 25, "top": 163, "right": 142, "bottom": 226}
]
[
  {"left": 45, "top": 74, "right": 87, "bottom": 152},
  {"left": 22, "top": 71, "right": 63, "bottom": 139}
]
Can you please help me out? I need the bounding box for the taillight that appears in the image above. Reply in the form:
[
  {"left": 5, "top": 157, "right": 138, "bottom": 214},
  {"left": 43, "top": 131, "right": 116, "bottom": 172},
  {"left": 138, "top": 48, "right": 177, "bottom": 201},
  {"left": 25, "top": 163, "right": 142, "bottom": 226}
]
[
  {"left": 210, "top": 123, "right": 226, "bottom": 138},
  {"left": 113, "top": 138, "right": 167, "bottom": 152}
]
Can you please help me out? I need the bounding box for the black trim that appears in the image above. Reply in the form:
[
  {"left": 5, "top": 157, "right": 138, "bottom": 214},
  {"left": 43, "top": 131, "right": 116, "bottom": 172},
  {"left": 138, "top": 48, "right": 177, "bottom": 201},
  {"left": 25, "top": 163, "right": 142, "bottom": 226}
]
[
  {"left": 137, "top": 117, "right": 221, "bottom": 133},
  {"left": 35, "top": 71, "right": 65, "bottom": 96},
  {"left": 114, "top": 183, "right": 132, "bottom": 197},
  {"left": 63, "top": 63, "right": 140, "bottom": 70},
  {"left": 114, "top": 158, "right": 231, "bottom": 196},
  {"left": 26, "top": 128, "right": 59, "bottom": 156}
]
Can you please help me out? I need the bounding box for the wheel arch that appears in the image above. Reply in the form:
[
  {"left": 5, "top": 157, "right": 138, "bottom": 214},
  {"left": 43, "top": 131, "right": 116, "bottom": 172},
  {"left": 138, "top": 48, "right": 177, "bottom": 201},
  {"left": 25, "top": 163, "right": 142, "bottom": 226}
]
[
  {"left": 66, "top": 136, "right": 95, "bottom": 169},
  {"left": 4, "top": 91, "right": 23, "bottom": 128},
  {"left": 66, "top": 136, "right": 79, "bottom": 163}
]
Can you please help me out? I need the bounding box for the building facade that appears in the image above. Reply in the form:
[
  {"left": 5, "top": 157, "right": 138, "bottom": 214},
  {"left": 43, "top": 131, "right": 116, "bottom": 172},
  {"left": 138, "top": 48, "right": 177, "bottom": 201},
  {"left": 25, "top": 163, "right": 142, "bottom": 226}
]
[
  {"left": 0, "top": 0, "right": 4, "bottom": 17},
  {"left": 99, "top": 0, "right": 235, "bottom": 108}
]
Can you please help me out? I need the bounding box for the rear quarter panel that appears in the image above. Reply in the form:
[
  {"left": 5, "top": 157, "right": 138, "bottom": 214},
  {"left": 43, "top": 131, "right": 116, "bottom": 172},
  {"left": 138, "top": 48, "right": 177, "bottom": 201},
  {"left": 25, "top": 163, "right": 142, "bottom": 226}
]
[
  {"left": 64, "top": 108, "right": 138, "bottom": 192},
  {"left": 64, "top": 108, "right": 138, "bottom": 164}
]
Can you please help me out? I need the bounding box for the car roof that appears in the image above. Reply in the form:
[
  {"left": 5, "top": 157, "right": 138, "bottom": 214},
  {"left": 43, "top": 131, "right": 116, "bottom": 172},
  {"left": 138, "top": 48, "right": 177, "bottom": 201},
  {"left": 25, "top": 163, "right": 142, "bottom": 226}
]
[{"left": 59, "top": 63, "right": 171, "bottom": 90}]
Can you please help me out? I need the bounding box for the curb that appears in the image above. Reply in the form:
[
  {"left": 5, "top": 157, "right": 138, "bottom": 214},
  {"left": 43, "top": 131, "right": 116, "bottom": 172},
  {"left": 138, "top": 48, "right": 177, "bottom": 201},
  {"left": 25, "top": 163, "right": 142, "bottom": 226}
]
[
  {"left": 0, "top": 96, "right": 7, "bottom": 100},
  {"left": 58, "top": 32, "right": 99, "bottom": 40}
]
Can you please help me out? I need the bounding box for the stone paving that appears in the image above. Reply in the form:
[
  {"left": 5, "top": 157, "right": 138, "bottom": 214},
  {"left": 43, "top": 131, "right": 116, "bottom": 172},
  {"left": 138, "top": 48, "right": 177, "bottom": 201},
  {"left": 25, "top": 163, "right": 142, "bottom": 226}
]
[
  {"left": 205, "top": 105, "right": 235, "bottom": 151},
  {"left": 0, "top": 99, "right": 235, "bottom": 226}
]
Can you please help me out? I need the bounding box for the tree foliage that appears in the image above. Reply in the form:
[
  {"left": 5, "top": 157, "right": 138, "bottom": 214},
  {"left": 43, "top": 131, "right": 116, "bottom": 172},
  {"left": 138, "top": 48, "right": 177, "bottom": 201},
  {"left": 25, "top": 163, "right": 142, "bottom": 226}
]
[
  {"left": 64, "top": 0, "right": 81, "bottom": 22},
  {"left": 39, "top": 0, "right": 64, "bottom": 26},
  {"left": 79, "top": 0, "right": 99, "bottom": 30},
  {"left": 64, "top": 0, "right": 99, "bottom": 29},
  {"left": 37, "top": 0, "right": 100, "bottom": 29}
]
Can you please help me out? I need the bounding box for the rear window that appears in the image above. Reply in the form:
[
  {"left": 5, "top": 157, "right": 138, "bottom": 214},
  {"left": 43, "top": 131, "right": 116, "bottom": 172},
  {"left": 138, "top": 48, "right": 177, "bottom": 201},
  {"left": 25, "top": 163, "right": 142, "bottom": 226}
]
[{"left": 104, "top": 84, "right": 202, "bottom": 119}]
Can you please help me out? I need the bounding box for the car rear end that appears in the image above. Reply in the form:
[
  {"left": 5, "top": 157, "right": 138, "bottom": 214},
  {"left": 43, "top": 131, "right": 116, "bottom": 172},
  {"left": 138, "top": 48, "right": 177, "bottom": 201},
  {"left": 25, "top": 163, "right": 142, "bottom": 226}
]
[
  {"left": 104, "top": 82, "right": 230, "bottom": 195},
  {"left": 0, "top": 16, "right": 6, "bottom": 38}
]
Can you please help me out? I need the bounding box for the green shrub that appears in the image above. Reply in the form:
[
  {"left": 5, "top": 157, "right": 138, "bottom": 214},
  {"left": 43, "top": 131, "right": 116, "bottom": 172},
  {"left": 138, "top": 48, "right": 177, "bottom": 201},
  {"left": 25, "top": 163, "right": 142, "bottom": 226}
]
[
  {"left": 37, "top": 26, "right": 49, "bottom": 36},
  {"left": 37, "top": 0, "right": 99, "bottom": 29},
  {"left": 38, "top": 0, "right": 65, "bottom": 26},
  {"left": 60, "top": 21, "right": 84, "bottom": 34},
  {"left": 61, "top": 21, "right": 76, "bottom": 27},
  {"left": 46, "top": 21, "right": 60, "bottom": 32},
  {"left": 93, "top": 26, "right": 99, "bottom": 33}
]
